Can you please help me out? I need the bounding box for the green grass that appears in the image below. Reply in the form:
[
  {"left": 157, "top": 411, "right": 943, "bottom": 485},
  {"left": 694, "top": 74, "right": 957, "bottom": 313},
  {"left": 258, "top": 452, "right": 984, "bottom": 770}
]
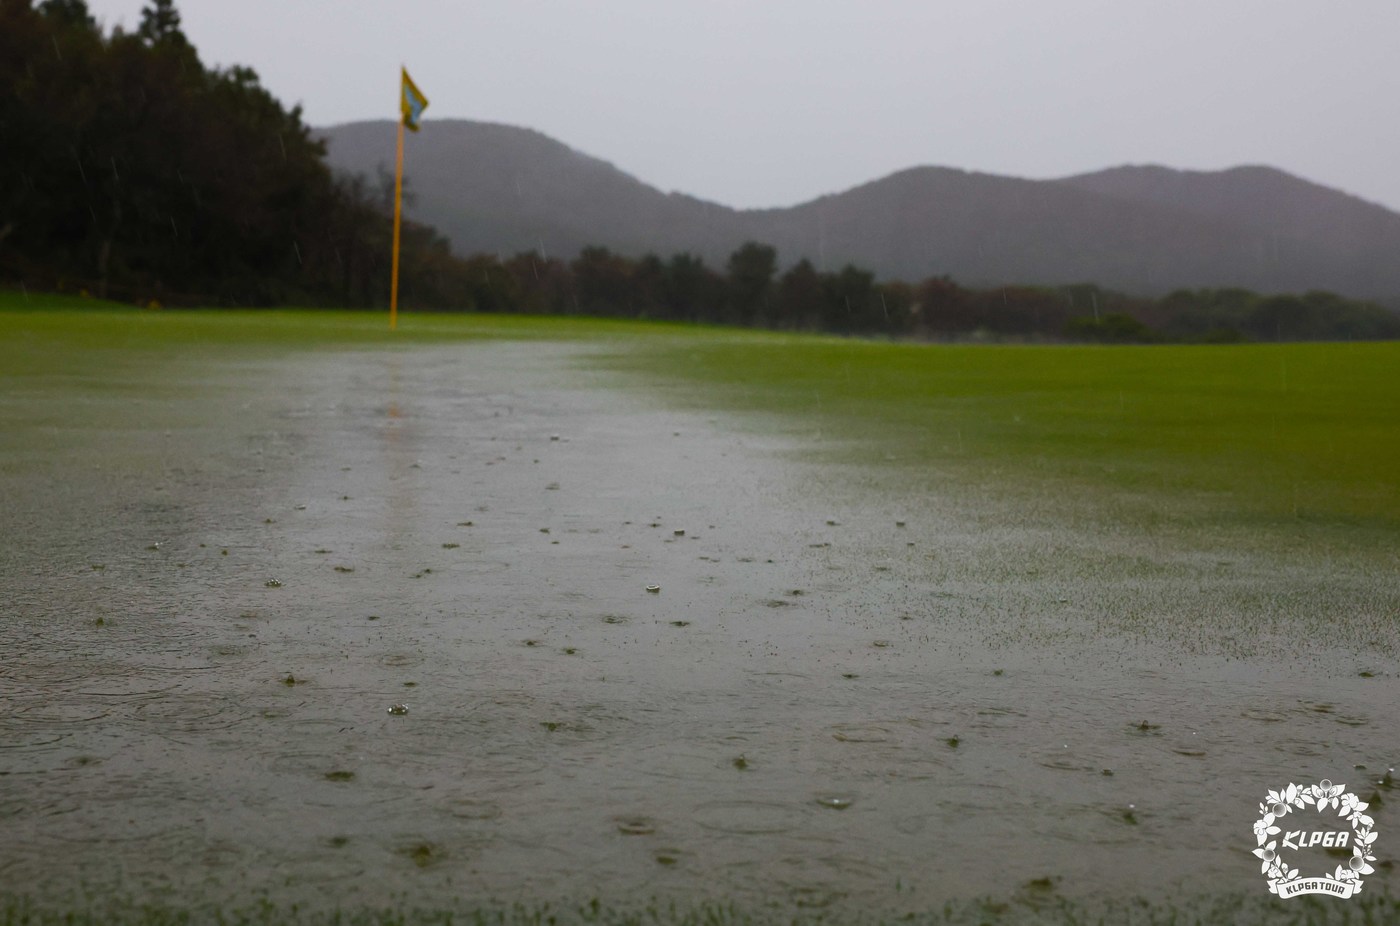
[
  {"left": 4, "top": 299, "right": 1398, "bottom": 533},
  {"left": 0, "top": 299, "right": 680, "bottom": 356},
  {"left": 600, "top": 334, "right": 1400, "bottom": 532}
]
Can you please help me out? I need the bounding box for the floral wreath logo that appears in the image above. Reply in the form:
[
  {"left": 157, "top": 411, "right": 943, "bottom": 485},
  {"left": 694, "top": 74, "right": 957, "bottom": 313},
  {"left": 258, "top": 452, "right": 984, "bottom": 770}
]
[{"left": 1254, "top": 780, "right": 1378, "bottom": 899}]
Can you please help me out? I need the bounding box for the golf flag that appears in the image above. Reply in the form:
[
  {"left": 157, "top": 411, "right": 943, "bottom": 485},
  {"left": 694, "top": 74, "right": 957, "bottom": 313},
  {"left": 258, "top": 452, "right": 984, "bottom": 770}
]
[
  {"left": 401, "top": 68, "right": 429, "bottom": 131},
  {"left": 391, "top": 66, "right": 429, "bottom": 329}
]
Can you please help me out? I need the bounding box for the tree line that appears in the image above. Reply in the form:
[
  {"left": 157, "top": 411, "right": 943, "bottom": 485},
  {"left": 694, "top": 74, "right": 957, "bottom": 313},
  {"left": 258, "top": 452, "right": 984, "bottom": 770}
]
[
  {"left": 4, "top": 0, "right": 1398, "bottom": 343},
  {"left": 408, "top": 245, "right": 1400, "bottom": 342},
  {"left": 0, "top": 0, "right": 458, "bottom": 307}
]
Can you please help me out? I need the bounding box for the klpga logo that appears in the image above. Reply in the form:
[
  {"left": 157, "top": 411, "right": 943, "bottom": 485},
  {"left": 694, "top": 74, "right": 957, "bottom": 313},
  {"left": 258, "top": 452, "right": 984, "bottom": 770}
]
[{"left": 1253, "top": 780, "right": 1378, "bottom": 899}]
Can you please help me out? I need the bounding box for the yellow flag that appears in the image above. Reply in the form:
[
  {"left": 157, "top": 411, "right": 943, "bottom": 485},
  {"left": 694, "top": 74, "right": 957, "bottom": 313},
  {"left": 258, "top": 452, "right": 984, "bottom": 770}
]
[{"left": 401, "top": 68, "right": 429, "bottom": 132}]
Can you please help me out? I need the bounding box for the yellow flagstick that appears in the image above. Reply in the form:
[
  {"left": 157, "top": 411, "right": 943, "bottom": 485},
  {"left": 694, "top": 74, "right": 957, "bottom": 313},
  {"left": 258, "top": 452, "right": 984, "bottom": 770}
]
[
  {"left": 390, "top": 67, "right": 428, "bottom": 330},
  {"left": 389, "top": 114, "right": 405, "bottom": 330}
]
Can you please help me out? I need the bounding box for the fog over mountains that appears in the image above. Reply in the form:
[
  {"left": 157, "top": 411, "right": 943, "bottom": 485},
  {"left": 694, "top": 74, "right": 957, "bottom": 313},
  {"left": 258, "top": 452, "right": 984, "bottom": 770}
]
[{"left": 321, "top": 119, "right": 1400, "bottom": 302}]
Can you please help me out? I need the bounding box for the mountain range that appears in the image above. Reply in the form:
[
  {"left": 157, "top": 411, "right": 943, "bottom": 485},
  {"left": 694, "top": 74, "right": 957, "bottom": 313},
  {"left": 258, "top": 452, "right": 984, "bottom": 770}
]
[{"left": 320, "top": 119, "right": 1400, "bottom": 302}]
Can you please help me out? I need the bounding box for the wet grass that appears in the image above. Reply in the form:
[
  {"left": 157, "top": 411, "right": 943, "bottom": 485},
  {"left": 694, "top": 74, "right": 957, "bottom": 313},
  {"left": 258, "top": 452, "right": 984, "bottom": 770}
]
[
  {"left": 0, "top": 296, "right": 693, "bottom": 378},
  {"left": 1, "top": 892, "right": 1395, "bottom": 925},
  {"left": 4, "top": 304, "right": 1398, "bottom": 923},
  {"left": 600, "top": 334, "right": 1400, "bottom": 533},
  {"left": 8, "top": 300, "right": 1396, "bottom": 532},
  {"left": 6, "top": 300, "right": 1397, "bottom": 542}
]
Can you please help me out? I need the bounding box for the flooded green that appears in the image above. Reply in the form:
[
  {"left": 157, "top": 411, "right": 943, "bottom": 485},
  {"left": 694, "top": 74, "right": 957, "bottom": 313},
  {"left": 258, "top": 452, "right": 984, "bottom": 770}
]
[{"left": 0, "top": 309, "right": 1396, "bottom": 923}]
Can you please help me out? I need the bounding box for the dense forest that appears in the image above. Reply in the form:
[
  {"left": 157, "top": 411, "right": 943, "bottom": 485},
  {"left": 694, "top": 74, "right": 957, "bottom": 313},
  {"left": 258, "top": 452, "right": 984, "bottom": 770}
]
[
  {"left": 0, "top": 0, "right": 456, "bottom": 307},
  {"left": 3, "top": 0, "right": 1398, "bottom": 342}
]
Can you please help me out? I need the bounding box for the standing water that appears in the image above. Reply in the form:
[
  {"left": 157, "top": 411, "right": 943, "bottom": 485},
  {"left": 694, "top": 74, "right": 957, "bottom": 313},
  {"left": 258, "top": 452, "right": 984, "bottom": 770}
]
[{"left": 0, "top": 338, "right": 1395, "bottom": 921}]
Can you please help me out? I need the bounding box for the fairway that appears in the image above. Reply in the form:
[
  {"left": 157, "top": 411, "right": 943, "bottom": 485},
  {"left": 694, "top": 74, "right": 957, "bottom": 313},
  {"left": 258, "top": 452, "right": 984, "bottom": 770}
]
[
  {"left": 1, "top": 306, "right": 1397, "bottom": 924},
  {"left": 9, "top": 302, "right": 1399, "bottom": 531},
  {"left": 603, "top": 335, "right": 1400, "bottom": 532}
]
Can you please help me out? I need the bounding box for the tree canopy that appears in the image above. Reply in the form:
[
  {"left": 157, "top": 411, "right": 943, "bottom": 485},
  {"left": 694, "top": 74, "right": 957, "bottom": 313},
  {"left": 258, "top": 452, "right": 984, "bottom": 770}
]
[{"left": 1, "top": 0, "right": 458, "bottom": 306}]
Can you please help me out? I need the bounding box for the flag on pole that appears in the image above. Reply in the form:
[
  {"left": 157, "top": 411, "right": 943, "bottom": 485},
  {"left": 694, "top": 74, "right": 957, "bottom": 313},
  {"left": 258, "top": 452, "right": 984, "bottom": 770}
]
[
  {"left": 390, "top": 67, "right": 428, "bottom": 329},
  {"left": 401, "top": 68, "right": 429, "bottom": 132}
]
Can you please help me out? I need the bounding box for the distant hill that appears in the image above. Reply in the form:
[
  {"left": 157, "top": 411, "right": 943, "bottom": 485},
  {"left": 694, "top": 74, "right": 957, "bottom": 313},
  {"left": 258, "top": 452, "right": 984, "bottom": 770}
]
[
  {"left": 320, "top": 119, "right": 1400, "bottom": 301},
  {"left": 317, "top": 120, "right": 745, "bottom": 264}
]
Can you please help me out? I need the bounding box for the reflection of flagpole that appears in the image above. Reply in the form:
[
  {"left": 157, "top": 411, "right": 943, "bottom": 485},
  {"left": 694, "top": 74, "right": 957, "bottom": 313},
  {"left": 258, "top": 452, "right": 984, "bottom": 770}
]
[{"left": 390, "top": 113, "right": 405, "bottom": 330}]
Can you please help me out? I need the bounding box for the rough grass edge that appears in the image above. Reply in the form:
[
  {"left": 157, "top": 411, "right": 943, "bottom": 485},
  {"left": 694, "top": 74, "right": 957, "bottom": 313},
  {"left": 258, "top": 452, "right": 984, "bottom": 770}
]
[{"left": 2, "top": 891, "right": 1396, "bottom": 926}]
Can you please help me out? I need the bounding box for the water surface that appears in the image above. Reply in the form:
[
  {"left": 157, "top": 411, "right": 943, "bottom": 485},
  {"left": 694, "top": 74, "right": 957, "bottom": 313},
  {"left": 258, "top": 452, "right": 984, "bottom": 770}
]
[{"left": 1, "top": 337, "right": 1395, "bottom": 916}]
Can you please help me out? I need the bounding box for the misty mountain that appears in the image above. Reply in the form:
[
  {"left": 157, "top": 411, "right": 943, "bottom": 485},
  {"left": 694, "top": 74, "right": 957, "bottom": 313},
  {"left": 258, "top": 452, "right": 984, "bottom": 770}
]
[{"left": 320, "top": 119, "right": 1400, "bottom": 301}]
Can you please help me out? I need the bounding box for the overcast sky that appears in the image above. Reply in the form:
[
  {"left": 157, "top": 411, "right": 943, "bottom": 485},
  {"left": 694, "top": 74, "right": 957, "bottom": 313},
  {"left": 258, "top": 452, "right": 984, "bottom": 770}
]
[{"left": 85, "top": 1, "right": 1400, "bottom": 212}]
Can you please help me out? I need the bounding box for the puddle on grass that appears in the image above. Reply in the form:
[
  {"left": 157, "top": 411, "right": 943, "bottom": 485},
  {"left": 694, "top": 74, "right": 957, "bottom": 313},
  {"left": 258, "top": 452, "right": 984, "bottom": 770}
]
[
  {"left": 0, "top": 338, "right": 1397, "bottom": 916},
  {"left": 693, "top": 800, "right": 807, "bottom": 835}
]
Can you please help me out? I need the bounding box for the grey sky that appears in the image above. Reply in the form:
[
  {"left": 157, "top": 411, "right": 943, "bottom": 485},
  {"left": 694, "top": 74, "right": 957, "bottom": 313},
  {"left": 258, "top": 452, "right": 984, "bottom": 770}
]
[{"left": 86, "top": 1, "right": 1400, "bottom": 212}]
